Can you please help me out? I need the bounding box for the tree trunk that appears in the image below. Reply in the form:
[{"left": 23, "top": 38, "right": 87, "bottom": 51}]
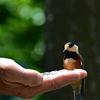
[{"left": 44, "top": 0, "right": 100, "bottom": 100}]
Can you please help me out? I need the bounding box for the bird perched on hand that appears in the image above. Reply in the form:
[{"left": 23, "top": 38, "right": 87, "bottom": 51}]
[{"left": 63, "top": 42, "right": 85, "bottom": 100}]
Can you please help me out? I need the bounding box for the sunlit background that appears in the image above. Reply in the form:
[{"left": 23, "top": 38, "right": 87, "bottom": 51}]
[{"left": 0, "top": 0, "right": 45, "bottom": 100}]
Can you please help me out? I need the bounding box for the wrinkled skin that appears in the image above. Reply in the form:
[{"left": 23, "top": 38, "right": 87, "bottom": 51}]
[{"left": 0, "top": 58, "right": 87, "bottom": 99}]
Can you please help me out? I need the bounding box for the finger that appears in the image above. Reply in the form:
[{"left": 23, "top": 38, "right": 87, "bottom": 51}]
[
  {"left": 57, "top": 69, "right": 87, "bottom": 82},
  {"left": 20, "top": 69, "right": 43, "bottom": 86},
  {"left": 40, "top": 69, "right": 87, "bottom": 93},
  {"left": 1, "top": 59, "right": 43, "bottom": 87},
  {"left": 43, "top": 69, "right": 87, "bottom": 82}
]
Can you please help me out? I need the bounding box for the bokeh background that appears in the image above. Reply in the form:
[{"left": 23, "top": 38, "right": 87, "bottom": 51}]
[
  {"left": 0, "top": 0, "right": 100, "bottom": 100},
  {"left": 0, "top": 0, "right": 45, "bottom": 100}
]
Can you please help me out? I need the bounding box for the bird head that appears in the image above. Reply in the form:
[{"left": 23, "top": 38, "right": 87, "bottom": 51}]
[{"left": 63, "top": 42, "right": 79, "bottom": 54}]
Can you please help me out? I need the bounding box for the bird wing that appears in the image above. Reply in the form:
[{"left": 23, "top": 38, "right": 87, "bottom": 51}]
[
  {"left": 73, "top": 59, "right": 85, "bottom": 100},
  {"left": 81, "top": 59, "right": 85, "bottom": 98}
]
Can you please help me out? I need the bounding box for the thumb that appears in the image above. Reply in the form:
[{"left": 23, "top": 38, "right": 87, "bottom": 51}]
[
  {"left": 21, "top": 69, "right": 43, "bottom": 86},
  {"left": 2, "top": 59, "right": 43, "bottom": 87}
]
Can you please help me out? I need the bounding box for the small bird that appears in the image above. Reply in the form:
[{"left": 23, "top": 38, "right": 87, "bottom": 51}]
[{"left": 63, "top": 42, "right": 85, "bottom": 100}]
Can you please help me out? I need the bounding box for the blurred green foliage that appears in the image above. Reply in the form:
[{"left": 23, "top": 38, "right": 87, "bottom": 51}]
[
  {"left": 10, "top": 94, "right": 44, "bottom": 100},
  {"left": 0, "top": 0, "right": 45, "bottom": 100}
]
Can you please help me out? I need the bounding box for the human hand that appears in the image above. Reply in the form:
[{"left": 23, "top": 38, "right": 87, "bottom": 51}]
[
  {"left": 0, "top": 58, "right": 87, "bottom": 99},
  {"left": 0, "top": 58, "right": 43, "bottom": 97}
]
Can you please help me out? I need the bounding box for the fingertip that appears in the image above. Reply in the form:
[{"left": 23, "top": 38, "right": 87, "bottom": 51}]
[
  {"left": 74, "top": 69, "right": 87, "bottom": 78},
  {"left": 36, "top": 73, "right": 43, "bottom": 86},
  {"left": 28, "top": 71, "right": 43, "bottom": 87},
  {"left": 21, "top": 69, "right": 43, "bottom": 87},
  {"left": 80, "top": 70, "right": 87, "bottom": 78}
]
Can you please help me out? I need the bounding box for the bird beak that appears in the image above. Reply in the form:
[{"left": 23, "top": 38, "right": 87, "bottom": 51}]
[{"left": 63, "top": 49, "right": 68, "bottom": 53}]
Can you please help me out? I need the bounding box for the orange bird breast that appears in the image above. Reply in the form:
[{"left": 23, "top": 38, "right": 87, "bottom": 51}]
[{"left": 63, "top": 55, "right": 82, "bottom": 70}]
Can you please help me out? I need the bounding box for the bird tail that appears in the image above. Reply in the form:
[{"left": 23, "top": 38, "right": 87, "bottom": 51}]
[{"left": 73, "top": 90, "right": 83, "bottom": 100}]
